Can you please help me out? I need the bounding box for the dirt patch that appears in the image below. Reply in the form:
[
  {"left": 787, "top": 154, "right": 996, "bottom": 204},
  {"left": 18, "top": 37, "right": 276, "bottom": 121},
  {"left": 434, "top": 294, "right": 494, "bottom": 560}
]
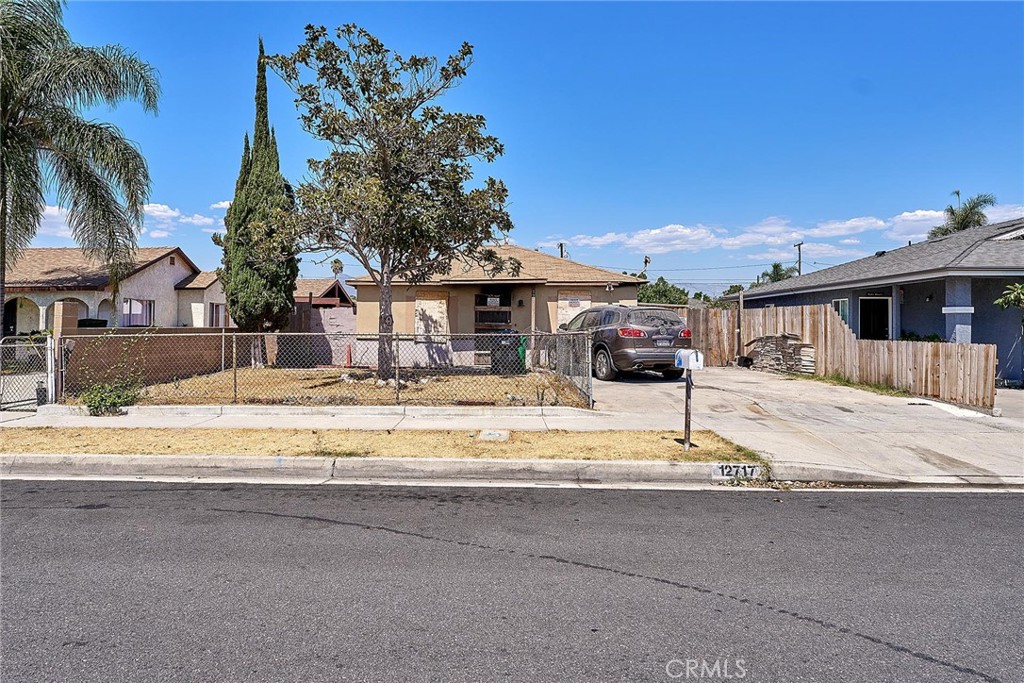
[
  {"left": 0, "top": 428, "right": 762, "bottom": 463},
  {"left": 115, "top": 368, "right": 589, "bottom": 409}
]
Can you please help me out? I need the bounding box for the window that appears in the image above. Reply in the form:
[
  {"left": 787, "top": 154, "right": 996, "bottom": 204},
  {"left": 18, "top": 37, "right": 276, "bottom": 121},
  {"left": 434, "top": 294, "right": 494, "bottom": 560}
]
[
  {"left": 169, "top": 256, "right": 176, "bottom": 266},
  {"left": 581, "top": 311, "right": 602, "bottom": 329},
  {"left": 122, "top": 298, "right": 155, "bottom": 327},
  {"left": 209, "top": 303, "right": 227, "bottom": 327},
  {"left": 832, "top": 298, "right": 850, "bottom": 325},
  {"left": 565, "top": 312, "right": 588, "bottom": 331},
  {"left": 415, "top": 292, "right": 450, "bottom": 340},
  {"left": 627, "top": 309, "right": 682, "bottom": 326},
  {"left": 600, "top": 309, "right": 619, "bottom": 326}
]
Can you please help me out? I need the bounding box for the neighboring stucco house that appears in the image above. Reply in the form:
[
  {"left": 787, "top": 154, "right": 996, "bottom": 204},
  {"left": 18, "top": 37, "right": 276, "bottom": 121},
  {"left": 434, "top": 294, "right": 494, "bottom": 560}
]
[
  {"left": 731, "top": 217, "right": 1024, "bottom": 383},
  {"left": 2, "top": 246, "right": 228, "bottom": 334},
  {"left": 347, "top": 244, "right": 644, "bottom": 336}
]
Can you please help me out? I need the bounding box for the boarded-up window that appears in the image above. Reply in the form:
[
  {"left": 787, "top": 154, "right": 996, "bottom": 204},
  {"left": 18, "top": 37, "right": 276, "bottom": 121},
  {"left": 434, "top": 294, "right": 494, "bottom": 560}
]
[
  {"left": 415, "top": 291, "right": 450, "bottom": 340},
  {"left": 557, "top": 290, "right": 591, "bottom": 327}
]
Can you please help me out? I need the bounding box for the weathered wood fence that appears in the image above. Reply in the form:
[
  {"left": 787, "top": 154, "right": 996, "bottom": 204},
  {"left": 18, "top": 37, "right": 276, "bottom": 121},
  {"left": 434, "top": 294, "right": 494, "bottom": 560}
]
[{"left": 683, "top": 304, "right": 997, "bottom": 409}]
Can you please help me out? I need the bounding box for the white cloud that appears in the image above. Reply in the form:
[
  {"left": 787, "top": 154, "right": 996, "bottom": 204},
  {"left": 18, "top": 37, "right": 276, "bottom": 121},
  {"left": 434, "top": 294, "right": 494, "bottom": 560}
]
[
  {"left": 804, "top": 216, "right": 886, "bottom": 238},
  {"left": 838, "top": 238, "right": 861, "bottom": 245},
  {"left": 540, "top": 224, "right": 719, "bottom": 255},
  {"left": 621, "top": 224, "right": 720, "bottom": 254},
  {"left": 987, "top": 203, "right": 1024, "bottom": 223},
  {"left": 210, "top": 200, "right": 232, "bottom": 210},
  {"left": 201, "top": 226, "right": 225, "bottom": 234},
  {"left": 747, "top": 242, "right": 866, "bottom": 262},
  {"left": 38, "top": 205, "right": 73, "bottom": 239},
  {"left": 883, "top": 209, "right": 944, "bottom": 241},
  {"left": 720, "top": 217, "right": 802, "bottom": 249},
  {"left": 143, "top": 203, "right": 181, "bottom": 227},
  {"left": 148, "top": 229, "right": 172, "bottom": 239},
  {"left": 179, "top": 214, "right": 215, "bottom": 226}
]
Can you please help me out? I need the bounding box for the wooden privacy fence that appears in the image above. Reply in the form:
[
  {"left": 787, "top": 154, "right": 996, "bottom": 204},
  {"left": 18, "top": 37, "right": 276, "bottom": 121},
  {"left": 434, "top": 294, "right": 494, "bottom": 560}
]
[{"left": 684, "top": 304, "right": 997, "bottom": 409}]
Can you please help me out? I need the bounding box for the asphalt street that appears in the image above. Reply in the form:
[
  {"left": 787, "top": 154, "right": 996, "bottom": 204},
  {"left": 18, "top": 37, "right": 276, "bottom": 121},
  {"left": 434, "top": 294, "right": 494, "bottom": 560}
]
[{"left": 1, "top": 482, "right": 1021, "bottom": 682}]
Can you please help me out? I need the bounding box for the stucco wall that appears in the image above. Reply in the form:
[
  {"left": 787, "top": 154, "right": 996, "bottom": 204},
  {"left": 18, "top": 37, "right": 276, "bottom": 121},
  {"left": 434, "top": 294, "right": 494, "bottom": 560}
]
[
  {"left": 354, "top": 283, "right": 640, "bottom": 335},
  {"left": 973, "top": 278, "right": 1022, "bottom": 382},
  {"left": 176, "top": 290, "right": 204, "bottom": 327},
  {"left": 899, "top": 280, "right": 945, "bottom": 338},
  {"left": 120, "top": 254, "right": 194, "bottom": 327}
]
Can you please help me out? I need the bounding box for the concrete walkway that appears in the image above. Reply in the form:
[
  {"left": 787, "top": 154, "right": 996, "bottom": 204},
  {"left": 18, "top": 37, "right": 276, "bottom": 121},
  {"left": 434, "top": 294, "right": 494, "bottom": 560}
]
[{"left": 1, "top": 367, "right": 1021, "bottom": 485}]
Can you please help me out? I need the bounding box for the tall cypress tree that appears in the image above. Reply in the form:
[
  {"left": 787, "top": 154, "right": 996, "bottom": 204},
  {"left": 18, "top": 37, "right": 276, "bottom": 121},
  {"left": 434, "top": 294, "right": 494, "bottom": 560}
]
[{"left": 215, "top": 38, "right": 298, "bottom": 332}]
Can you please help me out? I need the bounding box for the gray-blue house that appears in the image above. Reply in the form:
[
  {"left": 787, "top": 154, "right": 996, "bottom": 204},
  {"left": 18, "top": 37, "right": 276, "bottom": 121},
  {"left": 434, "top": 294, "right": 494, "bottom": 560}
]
[{"left": 731, "top": 217, "right": 1024, "bottom": 384}]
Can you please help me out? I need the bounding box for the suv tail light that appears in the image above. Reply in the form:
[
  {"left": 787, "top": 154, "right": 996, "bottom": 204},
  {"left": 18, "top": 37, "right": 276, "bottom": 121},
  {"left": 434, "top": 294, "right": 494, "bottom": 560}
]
[
  {"left": 680, "top": 329, "right": 692, "bottom": 338},
  {"left": 617, "top": 327, "right": 647, "bottom": 338}
]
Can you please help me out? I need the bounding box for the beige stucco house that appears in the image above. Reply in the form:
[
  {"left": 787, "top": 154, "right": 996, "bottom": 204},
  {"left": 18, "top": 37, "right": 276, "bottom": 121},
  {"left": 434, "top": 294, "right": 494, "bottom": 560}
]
[
  {"left": 2, "top": 246, "right": 229, "bottom": 335},
  {"left": 347, "top": 245, "right": 642, "bottom": 336}
]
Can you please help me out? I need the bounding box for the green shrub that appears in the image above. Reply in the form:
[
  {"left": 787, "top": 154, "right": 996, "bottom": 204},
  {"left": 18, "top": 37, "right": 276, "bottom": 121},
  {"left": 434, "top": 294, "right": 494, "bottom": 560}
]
[{"left": 80, "top": 381, "right": 141, "bottom": 416}]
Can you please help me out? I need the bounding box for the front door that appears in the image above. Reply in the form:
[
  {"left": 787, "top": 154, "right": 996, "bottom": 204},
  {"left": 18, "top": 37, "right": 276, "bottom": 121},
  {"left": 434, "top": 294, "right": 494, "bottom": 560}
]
[
  {"left": 859, "top": 297, "right": 890, "bottom": 340},
  {"left": 2, "top": 298, "right": 16, "bottom": 337}
]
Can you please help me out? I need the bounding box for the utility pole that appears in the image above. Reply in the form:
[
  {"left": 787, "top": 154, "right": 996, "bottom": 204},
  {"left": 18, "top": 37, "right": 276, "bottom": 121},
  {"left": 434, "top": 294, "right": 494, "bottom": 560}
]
[
  {"left": 794, "top": 241, "right": 804, "bottom": 276},
  {"left": 557, "top": 242, "right": 566, "bottom": 259}
]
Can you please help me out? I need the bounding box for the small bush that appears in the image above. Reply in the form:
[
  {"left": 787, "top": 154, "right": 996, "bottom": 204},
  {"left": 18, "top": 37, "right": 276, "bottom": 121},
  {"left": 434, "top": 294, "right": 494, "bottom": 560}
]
[{"left": 80, "top": 381, "right": 141, "bottom": 416}]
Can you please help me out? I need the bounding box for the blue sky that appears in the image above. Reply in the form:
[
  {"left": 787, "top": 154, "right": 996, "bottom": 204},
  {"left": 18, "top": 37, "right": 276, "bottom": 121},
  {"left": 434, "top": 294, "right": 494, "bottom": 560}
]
[{"left": 37, "top": 1, "right": 1024, "bottom": 294}]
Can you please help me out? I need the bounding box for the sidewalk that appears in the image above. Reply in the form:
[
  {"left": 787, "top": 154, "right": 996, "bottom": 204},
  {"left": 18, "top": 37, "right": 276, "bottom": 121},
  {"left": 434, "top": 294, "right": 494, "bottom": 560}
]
[{"left": 1, "top": 367, "right": 1021, "bottom": 486}]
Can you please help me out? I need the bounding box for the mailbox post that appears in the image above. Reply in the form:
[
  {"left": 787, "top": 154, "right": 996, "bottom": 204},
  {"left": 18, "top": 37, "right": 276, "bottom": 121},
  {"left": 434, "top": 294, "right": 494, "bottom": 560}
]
[{"left": 674, "top": 349, "right": 704, "bottom": 451}]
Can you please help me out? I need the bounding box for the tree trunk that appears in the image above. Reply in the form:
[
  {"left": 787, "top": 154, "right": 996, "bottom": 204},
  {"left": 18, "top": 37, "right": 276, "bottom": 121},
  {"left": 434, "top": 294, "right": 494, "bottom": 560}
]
[
  {"left": 1, "top": 159, "right": 7, "bottom": 337},
  {"left": 377, "top": 272, "right": 394, "bottom": 379}
]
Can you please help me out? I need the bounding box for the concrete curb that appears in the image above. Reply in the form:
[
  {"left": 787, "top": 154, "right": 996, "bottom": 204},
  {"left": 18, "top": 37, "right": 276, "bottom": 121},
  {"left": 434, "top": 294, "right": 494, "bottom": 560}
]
[
  {"left": 769, "top": 460, "right": 1024, "bottom": 487},
  {"left": 36, "top": 404, "right": 607, "bottom": 419},
  {"left": 2, "top": 453, "right": 738, "bottom": 486},
  {"left": 4, "top": 452, "right": 1019, "bottom": 488}
]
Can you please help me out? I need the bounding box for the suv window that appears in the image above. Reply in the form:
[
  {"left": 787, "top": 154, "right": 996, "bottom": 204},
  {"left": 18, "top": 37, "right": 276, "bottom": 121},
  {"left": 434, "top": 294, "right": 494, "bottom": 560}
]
[
  {"left": 600, "top": 309, "right": 619, "bottom": 326},
  {"left": 581, "top": 311, "right": 602, "bottom": 328},
  {"left": 627, "top": 309, "right": 683, "bottom": 326},
  {"left": 565, "top": 311, "right": 588, "bottom": 331}
]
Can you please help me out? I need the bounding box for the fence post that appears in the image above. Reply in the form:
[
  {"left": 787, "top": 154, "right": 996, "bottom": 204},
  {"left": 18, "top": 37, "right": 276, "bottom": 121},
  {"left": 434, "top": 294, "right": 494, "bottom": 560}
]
[
  {"left": 46, "top": 335, "right": 56, "bottom": 403},
  {"left": 393, "top": 333, "right": 401, "bottom": 404},
  {"left": 232, "top": 333, "right": 238, "bottom": 403},
  {"left": 221, "top": 327, "right": 226, "bottom": 372},
  {"left": 586, "top": 333, "right": 594, "bottom": 408}
]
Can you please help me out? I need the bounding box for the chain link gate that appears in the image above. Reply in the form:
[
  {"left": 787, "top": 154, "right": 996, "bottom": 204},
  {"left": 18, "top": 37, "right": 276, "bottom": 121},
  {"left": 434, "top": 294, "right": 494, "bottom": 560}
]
[{"left": 0, "top": 336, "right": 54, "bottom": 411}]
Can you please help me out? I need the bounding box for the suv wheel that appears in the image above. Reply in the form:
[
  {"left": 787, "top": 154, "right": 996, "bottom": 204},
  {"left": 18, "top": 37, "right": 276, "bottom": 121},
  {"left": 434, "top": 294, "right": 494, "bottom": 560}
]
[{"left": 594, "top": 348, "right": 618, "bottom": 381}]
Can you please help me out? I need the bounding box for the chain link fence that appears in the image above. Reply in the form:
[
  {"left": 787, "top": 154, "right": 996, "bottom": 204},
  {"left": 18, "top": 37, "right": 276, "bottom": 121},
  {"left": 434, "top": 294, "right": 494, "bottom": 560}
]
[
  {"left": 59, "top": 330, "right": 593, "bottom": 408},
  {"left": 1, "top": 336, "right": 51, "bottom": 411}
]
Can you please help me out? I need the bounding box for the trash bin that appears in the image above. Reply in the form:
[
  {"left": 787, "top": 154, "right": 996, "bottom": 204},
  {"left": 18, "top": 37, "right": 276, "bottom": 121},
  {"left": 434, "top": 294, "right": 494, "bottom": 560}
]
[{"left": 488, "top": 330, "right": 527, "bottom": 375}]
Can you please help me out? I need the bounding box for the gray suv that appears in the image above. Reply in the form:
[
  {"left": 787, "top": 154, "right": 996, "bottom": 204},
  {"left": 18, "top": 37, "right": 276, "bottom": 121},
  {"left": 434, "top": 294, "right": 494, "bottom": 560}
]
[{"left": 559, "top": 305, "right": 692, "bottom": 381}]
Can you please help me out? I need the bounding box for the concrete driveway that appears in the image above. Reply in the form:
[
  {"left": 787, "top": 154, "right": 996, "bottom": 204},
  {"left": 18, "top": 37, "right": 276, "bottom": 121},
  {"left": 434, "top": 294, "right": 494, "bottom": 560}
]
[{"left": 592, "top": 367, "right": 1024, "bottom": 485}]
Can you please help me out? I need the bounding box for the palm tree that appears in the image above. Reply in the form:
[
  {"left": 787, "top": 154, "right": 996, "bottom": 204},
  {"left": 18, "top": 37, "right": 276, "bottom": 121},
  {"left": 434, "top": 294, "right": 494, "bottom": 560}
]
[
  {"left": 0, "top": 0, "right": 159, "bottom": 333},
  {"left": 927, "top": 190, "right": 996, "bottom": 239},
  {"left": 758, "top": 262, "right": 799, "bottom": 285}
]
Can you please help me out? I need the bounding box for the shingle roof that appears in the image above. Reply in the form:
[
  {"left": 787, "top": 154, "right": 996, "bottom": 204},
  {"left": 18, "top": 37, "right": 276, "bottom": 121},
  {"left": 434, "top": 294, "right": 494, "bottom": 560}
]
[
  {"left": 6, "top": 247, "right": 192, "bottom": 290},
  {"left": 348, "top": 244, "right": 644, "bottom": 287},
  {"left": 175, "top": 271, "right": 219, "bottom": 290},
  {"left": 738, "top": 217, "right": 1024, "bottom": 300},
  {"left": 293, "top": 278, "right": 341, "bottom": 298}
]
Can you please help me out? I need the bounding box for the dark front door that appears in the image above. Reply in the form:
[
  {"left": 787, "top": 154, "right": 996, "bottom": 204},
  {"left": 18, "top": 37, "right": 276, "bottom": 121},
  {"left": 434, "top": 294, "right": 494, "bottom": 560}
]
[
  {"left": 2, "top": 298, "right": 17, "bottom": 337},
  {"left": 859, "top": 298, "right": 890, "bottom": 340}
]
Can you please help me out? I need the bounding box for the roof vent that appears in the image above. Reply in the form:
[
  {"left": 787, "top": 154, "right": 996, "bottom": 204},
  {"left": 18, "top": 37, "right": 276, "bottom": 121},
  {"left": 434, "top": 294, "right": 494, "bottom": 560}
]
[{"left": 874, "top": 250, "right": 886, "bottom": 257}]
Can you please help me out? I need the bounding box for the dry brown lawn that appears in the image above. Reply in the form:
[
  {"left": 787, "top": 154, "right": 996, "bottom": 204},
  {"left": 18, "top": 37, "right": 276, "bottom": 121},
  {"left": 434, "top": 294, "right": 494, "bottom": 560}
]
[
  {"left": 132, "top": 368, "right": 588, "bottom": 409},
  {"left": 0, "top": 428, "right": 762, "bottom": 463}
]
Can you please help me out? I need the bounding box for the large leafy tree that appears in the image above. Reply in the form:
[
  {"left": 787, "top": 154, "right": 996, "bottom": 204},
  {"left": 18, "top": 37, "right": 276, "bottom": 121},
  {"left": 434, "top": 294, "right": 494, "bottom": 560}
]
[
  {"left": 928, "top": 190, "right": 996, "bottom": 239},
  {"left": 265, "top": 24, "right": 516, "bottom": 376},
  {"left": 214, "top": 39, "right": 298, "bottom": 333},
  {"left": 637, "top": 276, "right": 689, "bottom": 304},
  {"left": 0, "top": 0, "right": 158, "bottom": 332}
]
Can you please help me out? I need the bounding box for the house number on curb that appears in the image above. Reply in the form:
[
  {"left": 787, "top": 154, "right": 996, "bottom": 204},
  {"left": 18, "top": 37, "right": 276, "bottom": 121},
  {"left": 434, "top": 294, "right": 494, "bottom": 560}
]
[{"left": 711, "top": 464, "right": 763, "bottom": 480}]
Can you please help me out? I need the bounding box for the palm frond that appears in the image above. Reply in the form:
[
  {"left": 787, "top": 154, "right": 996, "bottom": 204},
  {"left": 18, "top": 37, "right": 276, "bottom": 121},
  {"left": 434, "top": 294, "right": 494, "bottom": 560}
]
[
  {"left": 37, "top": 106, "right": 151, "bottom": 225},
  {"left": 24, "top": 43, "right": 160, "bottom": 113}
]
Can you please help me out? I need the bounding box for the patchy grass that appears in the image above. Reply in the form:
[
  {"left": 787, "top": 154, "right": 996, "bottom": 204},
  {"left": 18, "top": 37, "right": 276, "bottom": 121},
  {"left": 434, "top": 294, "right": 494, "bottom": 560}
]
[
  {"left": 782, "top": 372, "right": 912, "bottom": 398},
  {"left": 117, "top": 367, "right": 590, "bottom": 409},
  {"left": 0, "top": 427, "right": 764, "bottom": 463}
]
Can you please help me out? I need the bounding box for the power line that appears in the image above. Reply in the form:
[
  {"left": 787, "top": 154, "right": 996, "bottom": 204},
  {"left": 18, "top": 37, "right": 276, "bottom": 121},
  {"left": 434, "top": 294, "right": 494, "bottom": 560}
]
[{"left": 596, "top": 262, "right": 784, "bottom": 272}]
